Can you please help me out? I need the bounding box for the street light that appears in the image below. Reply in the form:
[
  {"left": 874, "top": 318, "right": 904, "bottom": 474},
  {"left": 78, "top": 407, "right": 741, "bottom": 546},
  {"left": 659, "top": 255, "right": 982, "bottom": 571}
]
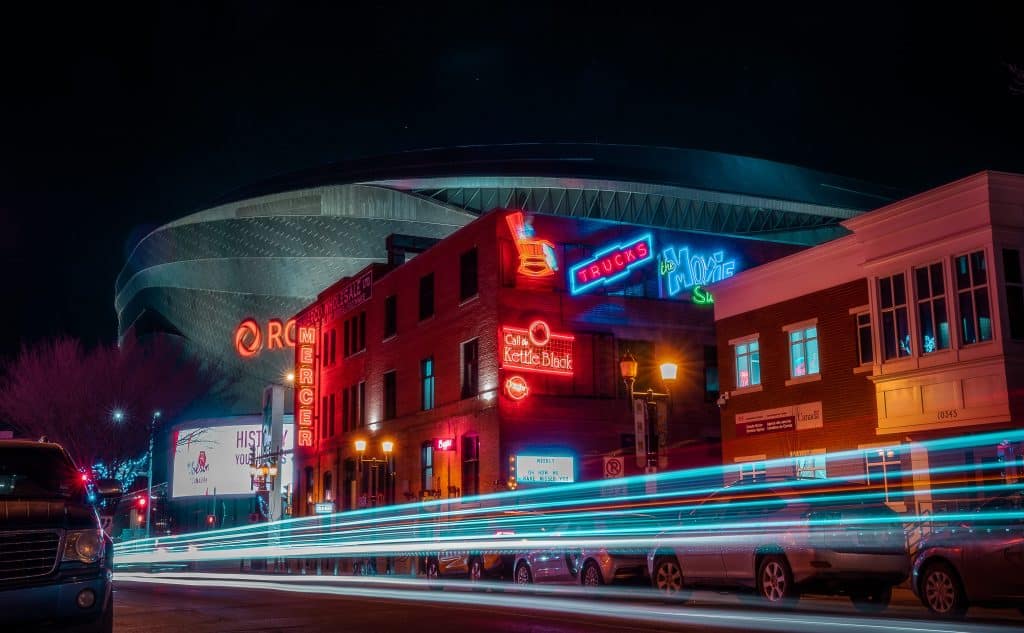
[
  {"left": 354, "top": 439, "right": 394, "bottom": 508},
  {"left": 285, "top": 371, "right": 295, "bottom": 384},
  {"left": 111, "top": 410, "right": 125, "bottom": 423},
  {"left": 619, "top": 352, "right": 678, "bottom": 475},
  {"left": 145, "top": 410, "right": 160, "bottom": 538}
]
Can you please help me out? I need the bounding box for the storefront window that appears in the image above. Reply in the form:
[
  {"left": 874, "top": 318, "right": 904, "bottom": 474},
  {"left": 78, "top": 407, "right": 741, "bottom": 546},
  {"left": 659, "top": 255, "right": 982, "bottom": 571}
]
[
  {"left": 792, "top": 450, "right": 826, "bottom": 479},
  {"left": 955, "top": 251, "right": 992, "bottom": 344},
  {"left": 879, "top": 273, "right": 911, "bottom": 359},
  {"left": 736, "top": 457, "right": 766, "bottom": 483},
  {"left": 421, "top": 442, "right": 434, "bottom": 492},
  {"left": 865, "top": 446, "right": 904, "bottom": 503},
  {"left": 856, "top": 312, "right": 873, "bottom": 365}
]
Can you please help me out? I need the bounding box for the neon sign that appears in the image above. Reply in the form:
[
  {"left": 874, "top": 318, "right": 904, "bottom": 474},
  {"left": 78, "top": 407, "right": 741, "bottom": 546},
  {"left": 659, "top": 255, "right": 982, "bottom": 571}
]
[
  {"left": 506, "top": 211, "right": 558, "bottom": 278},
  {"left": 569, "top": 234, "right": 652, "bottom": 295},
  {"left": 295, "top": 325, "right": 317, "bottom": 448},
  {"left": 692, "top": 285, "right": 714, "bottom": 305},
  {"left": 501, "top": 320, "right": 574, "bottom": 376},
  {"left": 504, "top": 376, "right": 529, "bottom": 400},
  {"left": 235, "top": 318, "right": 296, "bottom": 358},
  {"left": 659, "top": 247, "right": 736, "bottom": 298},
  {"left": 432, "top": 437, "right": 455, "bottom": 452}
]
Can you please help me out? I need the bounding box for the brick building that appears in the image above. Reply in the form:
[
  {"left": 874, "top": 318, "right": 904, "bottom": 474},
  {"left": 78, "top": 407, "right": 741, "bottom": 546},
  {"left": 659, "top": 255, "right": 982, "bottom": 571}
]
[
  {"left": 291, "top": 209, "right": 797, "bottom": 515},
  {"left": 712, "top": 172, "right": 1024, "bottom": 510}
]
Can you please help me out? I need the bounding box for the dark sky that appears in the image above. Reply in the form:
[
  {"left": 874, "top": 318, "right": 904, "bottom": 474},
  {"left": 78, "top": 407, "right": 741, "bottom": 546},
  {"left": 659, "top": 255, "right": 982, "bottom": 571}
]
[{"left": 1, "top": 3, "right": 1022, "bottom": 360}]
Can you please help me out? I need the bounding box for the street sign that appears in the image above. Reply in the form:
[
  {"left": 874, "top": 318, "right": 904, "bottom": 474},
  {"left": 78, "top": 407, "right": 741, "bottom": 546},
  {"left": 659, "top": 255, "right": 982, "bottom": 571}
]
[
  {"left": 633, "top": 399, "right": 647, "bottom": 468},
  {"left": 314, "top": 502, "right": 335, "bottom": 514},
  {"left": 603, "top": 456, "right": 624, "bottom": 479}
]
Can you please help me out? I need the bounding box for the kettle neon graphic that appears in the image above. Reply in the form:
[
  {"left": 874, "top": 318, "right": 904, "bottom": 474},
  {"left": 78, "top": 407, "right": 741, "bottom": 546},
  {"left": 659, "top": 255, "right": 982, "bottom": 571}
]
[{"left": 659, "top": 247, "right": 737, "bottom": 299}]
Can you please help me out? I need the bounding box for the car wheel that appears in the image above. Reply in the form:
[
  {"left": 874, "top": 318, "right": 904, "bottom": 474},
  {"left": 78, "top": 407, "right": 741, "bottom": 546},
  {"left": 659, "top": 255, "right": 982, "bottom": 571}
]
[
  {"left": 757, "top": 555, "right": 798, "bottom": 607},
  {"left": 468, "top": 557, "right": 484, "bottom": 583},
  {"left": 920, "top": 561, "right": 967, "bottom": 619},
  {"left": 652, "top": 556, "right": 688, "bottom": 600},
  {"left": 850, "top": 584, "right": 893, "bottom": 613},
  {"left": 514, "top": 562, "right": 533, "bottom": 585},
  {"left": 581, "top": 560, "right": 604, "bottom": 588}
]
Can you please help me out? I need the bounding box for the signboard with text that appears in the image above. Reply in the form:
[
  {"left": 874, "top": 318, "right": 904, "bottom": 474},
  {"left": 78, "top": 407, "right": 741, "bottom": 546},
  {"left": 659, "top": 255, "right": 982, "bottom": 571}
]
[
  {"left": 514, "top": 455, "right": 575, "bottom": 483},
  {"left": 735, "top": 401, "right": 823, "bottom": 436},
  {"left": 171, "top": 422, "right": 294, "bottom": 498},
  {"left": 500, "top": 320, "right": 574, "bottom": 376}
]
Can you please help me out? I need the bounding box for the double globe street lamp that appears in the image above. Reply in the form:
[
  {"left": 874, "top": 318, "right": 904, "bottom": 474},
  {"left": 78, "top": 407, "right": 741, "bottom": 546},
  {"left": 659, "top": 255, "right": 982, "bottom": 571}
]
[
  {"left": 619, "top": 352, "right": 678, "bottom": 474},
  {"left": 354, "top": 439, "right": 394, "bottom": 508}
]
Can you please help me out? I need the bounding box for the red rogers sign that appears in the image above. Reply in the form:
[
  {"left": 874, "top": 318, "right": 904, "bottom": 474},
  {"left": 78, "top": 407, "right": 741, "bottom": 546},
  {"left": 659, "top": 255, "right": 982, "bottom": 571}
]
[{"left": 500, "top": 320, "right": 574, "bottom": 376}]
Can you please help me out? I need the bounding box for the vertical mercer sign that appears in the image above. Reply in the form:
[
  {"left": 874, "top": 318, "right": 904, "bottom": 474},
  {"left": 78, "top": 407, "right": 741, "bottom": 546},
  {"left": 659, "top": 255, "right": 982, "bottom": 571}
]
[{"left": 295, "top": 325, "right": 318, "bottom": 448}]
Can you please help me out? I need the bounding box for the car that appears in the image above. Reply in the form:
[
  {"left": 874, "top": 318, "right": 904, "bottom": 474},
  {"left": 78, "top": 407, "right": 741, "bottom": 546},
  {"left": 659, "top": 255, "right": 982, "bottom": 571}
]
[
  {"left": 0, "top": 439, "right": 121, "bottom": 632},
  {"left": 911, "top": 490, "right": 1024, "bottom": 619},
  {"left": 510, "top": 514, "right": 656, "bottom": 587},
  {"left": 648, "top": 477, "right": 909, "bottom": 611}
]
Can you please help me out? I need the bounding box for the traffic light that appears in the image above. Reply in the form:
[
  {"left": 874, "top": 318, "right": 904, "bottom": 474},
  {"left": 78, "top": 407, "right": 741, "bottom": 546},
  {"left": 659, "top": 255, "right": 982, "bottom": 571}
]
[
  {"left": 136, "top": 496, "right": 148, "bottom": 509},
  {"left": 206, "top": 514, "right": 216, "bottom": 526}
]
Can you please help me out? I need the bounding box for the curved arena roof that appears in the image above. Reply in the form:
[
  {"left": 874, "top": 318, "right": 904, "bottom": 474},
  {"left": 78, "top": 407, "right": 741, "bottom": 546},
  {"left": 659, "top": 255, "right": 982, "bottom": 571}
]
[{"left": 116, "top": 144, "right": 894, "bottom": 414}]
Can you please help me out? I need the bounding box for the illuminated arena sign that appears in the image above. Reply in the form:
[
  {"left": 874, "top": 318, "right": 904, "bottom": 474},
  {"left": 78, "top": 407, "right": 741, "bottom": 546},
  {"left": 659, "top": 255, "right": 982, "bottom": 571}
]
[
  {"left": 659, "top": 247, "right": 737, "bottom": 298},
  {"left": 295, "top": 325, "right": 318, "bottom": 447},
  {"left": 234, "top": 318, "right": 297, "bottom": 358},
  {"left": 501, "top": 320, "right": 574, "bottom": 376},
  {"left": 569, "top": 234, "right": 652, "bottom": 295}
]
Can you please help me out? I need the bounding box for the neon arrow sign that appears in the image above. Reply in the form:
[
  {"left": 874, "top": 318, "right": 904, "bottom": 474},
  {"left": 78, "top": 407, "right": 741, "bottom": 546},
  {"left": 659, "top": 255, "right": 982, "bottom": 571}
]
[{"left": 569, "top": 234, "right": 653, "bottom": 295}]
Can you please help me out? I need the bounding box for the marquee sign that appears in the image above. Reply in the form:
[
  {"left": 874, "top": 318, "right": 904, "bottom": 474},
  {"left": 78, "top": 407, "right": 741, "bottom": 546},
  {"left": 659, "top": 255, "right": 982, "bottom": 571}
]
[
  {"left": 235, "top": 318, "right": 297, "bottom": 358},
  {"left": 569, "top": 234, "right": 653, "bottom": 295},
  {"left": 501, "top": 320, "right": 574, "bottom": 376},
  {"left": 295, "top": 325, "right": 318, "bottom": 447},
  {"left": 659, "top": 247, "right": 737, "bottom": 299},
  {"left": 506, "top": 211, "right": 558, "bottom": 278}
]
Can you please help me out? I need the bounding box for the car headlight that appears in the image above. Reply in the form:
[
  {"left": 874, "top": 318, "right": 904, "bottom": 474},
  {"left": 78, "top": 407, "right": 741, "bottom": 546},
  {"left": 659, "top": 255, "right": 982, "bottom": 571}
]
[{"left": 64, "top": 529, "right": 104, "bottom": 564}]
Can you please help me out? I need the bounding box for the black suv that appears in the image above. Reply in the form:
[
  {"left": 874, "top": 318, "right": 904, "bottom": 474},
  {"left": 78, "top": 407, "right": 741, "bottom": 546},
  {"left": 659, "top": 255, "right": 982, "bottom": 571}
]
[{"left": 0, "top": 440, "right": 120, "bottom": 631}]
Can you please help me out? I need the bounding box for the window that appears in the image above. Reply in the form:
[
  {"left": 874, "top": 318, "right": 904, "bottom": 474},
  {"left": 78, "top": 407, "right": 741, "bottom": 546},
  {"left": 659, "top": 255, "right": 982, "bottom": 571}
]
[
  {"left": 421, "top": 442, "right": 434, "bottom": 492},
  {"left": 328, "top": 393, "right": 336, "bottom": 437},
  {"left": 791, "top": 450, "right": 826, "bottom": 479},
  {"left": 329, "top": 329, "right": 337, "bottom": 365},
  {"left": 357, "top": 381, "right": 366, "bottom": 428},
  {"left": 383, "top": 371, "right": 397, "bottom": 420},
  {"left": 461, "top": 434, "right": 480, "bottom": 497},
  {"left": 855, "top": 312, "right": 873, "bottom": 365},
  {"left": 421, "top": 357, "right": 435, "bottom": 411},
  {"left": 320, "top": 395, "right": 328, "bottom": 439},
  {"left": 343, "top": 319, "right": 351, "bottom": 357},
  {"left": 323, "top": 471, "right": 333, "bottom": 502},
  {"left": 384, "top": 295, "right": 397, "bottom": 339},
  {"left": 788, "top": 325, "right": 819, "bottom": 378},
  {"left": 1003, "top": 249, "right": 1024, "bottom": 340},
  {"left": 914, "top": 263, "right": 950, "bottom": 353},
  {"left": 322, "top": 331, "right": 329, "bottom": 368},
  {"left": 878, "top": 273, "right": 911, "bottom": 359},
  {"left": 419, "top": 273, "right": 435, "bottom": 320},
  {"left": 461, "top": 338, "right": 479, "bottom": 398},
  {"left": 735, "top": 456, "right": 766, "bottom": 483},
  {"left": 342, "top": 387, "right": 350, "bottom": 433},
  {"left": 955, "top": 251, "right": 992, "bottom": 344},
  {"left": 358, "top": 312, "right": 366, "bottom": 352},
  {"left": 865, "top": 446, "right": 904, "bottom": 503},
  {"left": 703, "top": 345, "right": 719, "bottom": 403},
  {"left": 734, "top": 339, "right": 760, "bottom": 388},
  {"left": 460, "top": 247, "right": 478, "bottom": 301}
]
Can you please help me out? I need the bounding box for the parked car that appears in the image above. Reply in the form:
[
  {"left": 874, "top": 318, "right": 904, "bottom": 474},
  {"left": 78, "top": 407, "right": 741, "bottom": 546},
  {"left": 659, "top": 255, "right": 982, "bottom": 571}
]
[
  {"left": 912, "top": 490, "right": 1024, "bottom": 618},
  {"left": 0, "top": 439, "right": 121, "bottom": 632},
  {"left": 511, "top": 513, "right": 656, "bottom": 587},
  {"left": 648, "top": 477, "right": 909, "bottom": 611}
]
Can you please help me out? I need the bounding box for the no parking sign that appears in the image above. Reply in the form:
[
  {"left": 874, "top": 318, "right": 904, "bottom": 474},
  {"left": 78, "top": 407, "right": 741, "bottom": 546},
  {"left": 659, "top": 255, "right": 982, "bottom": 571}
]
[{"left": 603, "top": 456, "right": 624, "bottom": 479}]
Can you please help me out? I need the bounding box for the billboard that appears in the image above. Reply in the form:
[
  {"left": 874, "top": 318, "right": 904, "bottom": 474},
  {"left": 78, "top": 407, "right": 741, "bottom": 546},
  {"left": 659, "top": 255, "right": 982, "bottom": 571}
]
[
  {"left": 514, "top": 455, "right": 575, "bottom": 484},
  {"left": 171, "top": 421, "right": 294, "bottom": 498}
]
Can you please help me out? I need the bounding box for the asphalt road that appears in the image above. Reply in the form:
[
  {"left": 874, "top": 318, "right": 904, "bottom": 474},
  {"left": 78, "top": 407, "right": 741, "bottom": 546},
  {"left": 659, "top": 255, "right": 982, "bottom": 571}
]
[{"left": 113, "top": 576, "right": 1024, "bottom": 633}]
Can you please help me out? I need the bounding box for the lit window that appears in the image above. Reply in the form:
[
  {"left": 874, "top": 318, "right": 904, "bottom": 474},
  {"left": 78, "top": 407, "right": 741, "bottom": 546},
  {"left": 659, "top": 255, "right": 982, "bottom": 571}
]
[
  {"left": 1004, "top": 249, "right": 1024, "bottom": 340},
  {"left": 791, "top": 450, "right": 826, "bottom": 479},
  {"left": 788, "top": 326, "right": 819, "bottom": 378},
  {"left": 878, "top": 273, "right": 912, "bottom": 359},
  {"left": 855, "top": 312, "right": 873, "bottom": 365},
  {"left": 735, "top": 456, "right": 766, "bottom": 483},
  {"left": 955, "top": 251, "right": 992, "bottom": 345},
  {"left": 421, "top": 357, "right": 435, "bottom": 411},
  {"left": 421, "top": 442, "right": 434, "bottom": 492},
  {"left": 915, "top": 263, "right": 950, "bottom": 353},
  {"left": 734, "top": 339, "right": 760, "bottom": 388},
  {"left": 865, "top": 446, "right": 904, "bottom": 503}
]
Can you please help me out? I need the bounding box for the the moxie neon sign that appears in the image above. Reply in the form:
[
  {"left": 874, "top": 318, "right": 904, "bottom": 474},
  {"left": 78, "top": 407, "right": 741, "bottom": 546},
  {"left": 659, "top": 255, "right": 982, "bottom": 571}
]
[
  {"left": 295, "top": 325, "right": 318, "bottom": 448},
  {"left": 569, "top": 234, "right": 652, "bottom": 295},
  {"left": 501, "top": 320, "right": 574, "bottom": 376},
  {"left": 235, "top": 318, "right": 297, "bottom": 358},
  {"left": 659, "top": 247, "right": 736, "bottom": 298}
]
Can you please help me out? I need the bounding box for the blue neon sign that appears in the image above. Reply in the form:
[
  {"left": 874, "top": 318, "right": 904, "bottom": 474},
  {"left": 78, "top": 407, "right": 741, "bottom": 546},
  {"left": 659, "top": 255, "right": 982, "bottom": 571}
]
[
  {"left": 659, "top": 247, "right": 737, "bottom": 298},
  {"left": 568, "top": 234, "right": 653, "bottom": 295}
]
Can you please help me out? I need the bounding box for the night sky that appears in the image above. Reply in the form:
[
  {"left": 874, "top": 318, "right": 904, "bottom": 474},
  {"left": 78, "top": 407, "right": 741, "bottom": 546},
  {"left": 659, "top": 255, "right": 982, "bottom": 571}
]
[{"left": 1, "top": 3, "right": 1022, "bottom": 360}]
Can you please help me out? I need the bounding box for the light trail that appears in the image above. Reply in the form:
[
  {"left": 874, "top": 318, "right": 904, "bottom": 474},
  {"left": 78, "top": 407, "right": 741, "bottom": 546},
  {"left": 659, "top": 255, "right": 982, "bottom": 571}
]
[{"left": 115, "top": 571, "right": 1020, "bottom": 633}]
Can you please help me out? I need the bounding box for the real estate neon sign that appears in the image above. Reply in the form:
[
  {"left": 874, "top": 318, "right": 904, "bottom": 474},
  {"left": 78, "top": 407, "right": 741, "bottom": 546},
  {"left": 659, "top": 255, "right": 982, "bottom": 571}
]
[
  {"left": 295, "top": 324, "right": 318, "bottom": 447},
  {"left": 659, "top": 247, "right": 736, "bottom": 299},
  {"left": 501, "top": 320, "right": 574, "bottom": 376},
  {"left": 569, "top": 234, "right": 653, "bottom": 295},
  {"left": 235, "top": 318, "right": 297, "bottom": 358},
  {"left": 506, "top": 211, "right": 558, "bottom": 278}
]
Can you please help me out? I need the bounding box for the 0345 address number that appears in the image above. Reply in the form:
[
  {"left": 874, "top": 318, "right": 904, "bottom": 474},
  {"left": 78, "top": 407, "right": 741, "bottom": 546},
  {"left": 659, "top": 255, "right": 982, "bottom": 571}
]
[{"left": 936, "top": 409, "right": 959, "bottom": 420}]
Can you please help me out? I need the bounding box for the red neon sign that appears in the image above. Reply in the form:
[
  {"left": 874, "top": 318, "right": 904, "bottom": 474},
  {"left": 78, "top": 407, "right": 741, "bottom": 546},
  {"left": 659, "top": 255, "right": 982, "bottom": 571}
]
[
  {"left": 433, "top": 437, "right": 455, "bottom": 452},
  {"left": 235, "top": 318, "right": 296, "bottom": 358},
  {"left": 505, "top": 376, "right": 529, "bottom": 400},
  {"left": 506, "top": 211, "right": 557, "bottom": 278},
  {"left": 295, "top": 324, "right": 318, "bottom": 447},
  {"left": 501, "top": 320, "right": 574, "bottom": 376}
]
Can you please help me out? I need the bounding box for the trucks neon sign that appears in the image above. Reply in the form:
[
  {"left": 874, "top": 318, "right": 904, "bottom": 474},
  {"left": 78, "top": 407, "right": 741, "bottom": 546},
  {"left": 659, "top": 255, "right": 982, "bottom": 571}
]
[
  {"left": 659, "top": 247, "right": 737, "bottom": 298},
  {"left": 501, "top": 320, "right": 574, "bottom": 376},
  {"left": 569, "top": 234, "right": 653, "bottom": 295}
]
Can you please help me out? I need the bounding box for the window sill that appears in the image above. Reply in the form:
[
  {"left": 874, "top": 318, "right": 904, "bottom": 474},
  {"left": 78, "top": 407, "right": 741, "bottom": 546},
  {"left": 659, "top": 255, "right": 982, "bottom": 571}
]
[
  {"left": 382, "top": 334, "right": 397, "bottom": 343},
  {"left": 459, "top": 294, "right": 480, "bottom": 308},
  {"left": 853, "top": 364, "right": 872, "bottom": 375},
  {"left": 730, "top": 384, "right": 763, "bottom": 396},
  {"left": 418, "top": 315, "right": 436, "bottom": 324},
  {"left": 785, "top": 373, "right": 821, "bottom": 387}
]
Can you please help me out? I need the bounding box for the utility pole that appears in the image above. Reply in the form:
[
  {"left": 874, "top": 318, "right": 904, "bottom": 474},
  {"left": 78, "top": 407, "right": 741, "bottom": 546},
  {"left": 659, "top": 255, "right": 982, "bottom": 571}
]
[{"left": 146, "top": 410, "right": 160, "bottom": 538}]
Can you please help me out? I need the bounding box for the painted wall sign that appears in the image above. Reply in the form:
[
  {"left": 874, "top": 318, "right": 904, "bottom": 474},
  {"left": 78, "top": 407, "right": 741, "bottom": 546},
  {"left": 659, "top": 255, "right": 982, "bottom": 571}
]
[
  {"left": 735, "top": 401, "right": 823, "bottom": 436},
  {"left": 501, "top": 320, "right": 574, "bottom": 376},
  {"left": 569, "top": 234, "right": 653, "bottom": 295},
  {"left": 323, "top": 269, "right": 373, "bottom": 321},
  {"left": 506, "top": 211, "right": 558, "bottom": 278},
  {"left": 295, "top": 325, "right": 318, "bottom": 447},
  {"left": 659, "top": 247, "right": 737, "bottom": 299},
  {"left": 432, "top": 437, "right": 455, "bottom": 452},
  {"left": 504, "top": 375, "right": 529, "bottom": 400},
  {"left": 234, "top": 318, "right": 297, "bottom": 358}
]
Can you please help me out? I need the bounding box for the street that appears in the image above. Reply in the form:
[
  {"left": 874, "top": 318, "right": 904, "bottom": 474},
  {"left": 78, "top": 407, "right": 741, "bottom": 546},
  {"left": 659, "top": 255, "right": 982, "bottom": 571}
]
[{"left": 114, "top": 575, "right": 1024, "bottom": 633}]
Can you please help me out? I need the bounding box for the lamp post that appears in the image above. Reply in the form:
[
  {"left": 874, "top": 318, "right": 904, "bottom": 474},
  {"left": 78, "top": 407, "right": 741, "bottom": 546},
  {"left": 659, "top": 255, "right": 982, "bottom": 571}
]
[
  {"left": 355, "top": 439, "right": 394, "bottom": 508},
  {"left": 619, "top": 352, "right": 678, "bottom": 474},
  {"left": 146, "top": 410, "right": 160, "bottom": 538}
]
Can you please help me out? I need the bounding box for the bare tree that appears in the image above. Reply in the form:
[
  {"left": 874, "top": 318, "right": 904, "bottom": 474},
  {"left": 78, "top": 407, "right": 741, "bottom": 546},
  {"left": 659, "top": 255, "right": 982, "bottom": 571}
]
[{"left": 0, "top": 336, "right": 220, "bottom": 484}]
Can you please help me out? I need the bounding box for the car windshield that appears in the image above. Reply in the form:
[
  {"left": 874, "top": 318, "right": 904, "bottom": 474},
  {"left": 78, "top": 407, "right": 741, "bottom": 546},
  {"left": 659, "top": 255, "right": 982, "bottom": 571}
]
[{"left": 0, "top": 445, "right": 83, "bottom": 500}]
